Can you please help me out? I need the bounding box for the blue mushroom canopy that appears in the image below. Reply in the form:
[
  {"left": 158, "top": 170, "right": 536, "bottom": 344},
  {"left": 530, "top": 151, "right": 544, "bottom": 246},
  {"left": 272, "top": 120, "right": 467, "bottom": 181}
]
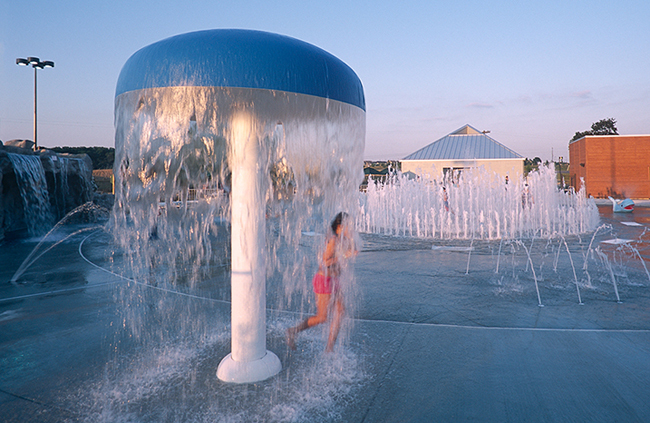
[
  {"left": 115, "top": 29, "right": 365, "bottom": 111},
  {"left": 113, "top": 28, "right": 366, "bottom": 223}
]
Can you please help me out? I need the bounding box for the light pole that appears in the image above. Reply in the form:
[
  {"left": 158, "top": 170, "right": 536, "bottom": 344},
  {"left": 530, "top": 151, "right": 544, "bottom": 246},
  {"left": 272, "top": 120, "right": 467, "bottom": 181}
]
[{"left": 16, "top": 57, "right": 54, "bottom": 150}]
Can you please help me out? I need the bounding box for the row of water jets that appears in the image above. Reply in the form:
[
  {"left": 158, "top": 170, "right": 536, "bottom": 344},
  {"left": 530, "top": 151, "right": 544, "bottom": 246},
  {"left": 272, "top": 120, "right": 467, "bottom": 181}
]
[
  {"left": 356, "top": 165, "right": 650, "bottom": 306},
  {"left": 494, "top": 228, "right": 621, "bottom": 307},
  {"left": 357, "top": 165, "right": 599, "bottom": 239}
]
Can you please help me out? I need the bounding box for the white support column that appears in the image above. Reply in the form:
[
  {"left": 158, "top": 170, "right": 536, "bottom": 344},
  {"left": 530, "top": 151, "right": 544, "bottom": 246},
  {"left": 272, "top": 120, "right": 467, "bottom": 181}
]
[{"left": 217, "top": 111, "right": 281, "bottom": 383}]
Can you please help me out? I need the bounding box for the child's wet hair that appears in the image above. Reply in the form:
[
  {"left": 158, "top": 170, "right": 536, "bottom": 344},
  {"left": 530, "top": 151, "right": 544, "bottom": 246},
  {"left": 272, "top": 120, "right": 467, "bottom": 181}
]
[{"left": 331, "top": 212, "right": 348, "bottom": 234}]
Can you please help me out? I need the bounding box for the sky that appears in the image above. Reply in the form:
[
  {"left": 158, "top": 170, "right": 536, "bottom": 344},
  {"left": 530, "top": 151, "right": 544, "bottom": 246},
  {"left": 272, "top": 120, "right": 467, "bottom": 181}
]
[{"left": 1, "top": 0, "right": 649, "bottom": 162}]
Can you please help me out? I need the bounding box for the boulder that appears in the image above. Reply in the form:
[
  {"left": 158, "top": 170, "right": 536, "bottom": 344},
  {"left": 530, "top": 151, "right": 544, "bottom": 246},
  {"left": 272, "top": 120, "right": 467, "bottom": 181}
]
[{"left": 5, "top": 139, "right": 35, "bottom": 151}]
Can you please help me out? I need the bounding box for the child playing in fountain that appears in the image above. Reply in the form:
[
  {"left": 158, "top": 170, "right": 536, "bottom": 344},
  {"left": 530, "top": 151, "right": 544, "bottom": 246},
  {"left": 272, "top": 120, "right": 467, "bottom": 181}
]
[
  {"left": 522, "top": 183, "right": 533, "bottom": 208},
  {"left": 442, "top": 186, "right": 449, "bottom": 211},
  {"left": 286, "top": 212, "right": 357, "bottom": 352}
]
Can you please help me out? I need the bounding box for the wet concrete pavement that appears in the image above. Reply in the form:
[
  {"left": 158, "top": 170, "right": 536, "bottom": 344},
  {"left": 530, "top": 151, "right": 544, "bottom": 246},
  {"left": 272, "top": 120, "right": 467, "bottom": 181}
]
[{"left": 2, "top": 205, "right": 650, "bottom": 422}]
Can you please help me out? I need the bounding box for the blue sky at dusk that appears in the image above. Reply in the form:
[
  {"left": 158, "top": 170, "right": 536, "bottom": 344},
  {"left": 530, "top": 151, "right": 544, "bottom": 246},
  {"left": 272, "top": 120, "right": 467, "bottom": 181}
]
[{"left": 1, "top": 0, "right": 649, "bottom": 161}]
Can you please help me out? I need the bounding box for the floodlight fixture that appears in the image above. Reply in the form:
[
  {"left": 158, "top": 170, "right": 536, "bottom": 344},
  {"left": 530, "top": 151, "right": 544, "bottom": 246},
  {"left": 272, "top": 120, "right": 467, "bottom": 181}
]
[{"left": 15, "top": 56, "right": 55, "bottom": 150}]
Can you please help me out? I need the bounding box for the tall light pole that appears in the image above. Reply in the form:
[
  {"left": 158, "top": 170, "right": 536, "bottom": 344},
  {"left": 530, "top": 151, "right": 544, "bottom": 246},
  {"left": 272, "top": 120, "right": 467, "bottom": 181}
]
[{"left": 16, "top": 57, "right": 54, "bottom": 150}]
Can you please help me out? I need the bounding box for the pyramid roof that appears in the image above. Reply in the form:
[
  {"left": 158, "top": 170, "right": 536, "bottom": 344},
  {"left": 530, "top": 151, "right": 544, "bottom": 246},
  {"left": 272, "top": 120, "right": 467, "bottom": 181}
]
[{"left": 403, "top": 125, "right": 523, "bottom": 160}]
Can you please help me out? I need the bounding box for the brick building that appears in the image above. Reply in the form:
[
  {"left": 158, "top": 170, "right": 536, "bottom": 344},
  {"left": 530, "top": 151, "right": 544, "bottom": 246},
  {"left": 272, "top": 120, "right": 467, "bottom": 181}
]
[{"left": 569, "top": 134, "right": 650, "bottom": 199}]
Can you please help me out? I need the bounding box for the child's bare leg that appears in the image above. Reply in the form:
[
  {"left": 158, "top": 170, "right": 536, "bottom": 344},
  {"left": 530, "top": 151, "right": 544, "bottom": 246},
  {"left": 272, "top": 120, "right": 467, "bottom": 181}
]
[
  {"left": 287, "top": 293, "right": 330, "bottom": 350},
  {"left": 326, "top": 297, "right": 345, "bottom": 352},
  {"left": 308, "top": 294, "right": 330, "bottom": 326}
]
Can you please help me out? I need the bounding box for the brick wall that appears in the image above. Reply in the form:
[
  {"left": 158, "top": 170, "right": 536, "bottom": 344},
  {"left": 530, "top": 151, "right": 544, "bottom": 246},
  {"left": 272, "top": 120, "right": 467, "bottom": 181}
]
[{"left": 569, "top": 135, "right": 650, "bottom": 199}]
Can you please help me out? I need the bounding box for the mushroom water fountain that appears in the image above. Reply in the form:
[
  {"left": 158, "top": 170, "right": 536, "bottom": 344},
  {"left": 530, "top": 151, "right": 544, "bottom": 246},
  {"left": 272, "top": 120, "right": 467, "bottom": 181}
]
[{"left": 113, "top": 29, "right": 365, "bottom": 383}]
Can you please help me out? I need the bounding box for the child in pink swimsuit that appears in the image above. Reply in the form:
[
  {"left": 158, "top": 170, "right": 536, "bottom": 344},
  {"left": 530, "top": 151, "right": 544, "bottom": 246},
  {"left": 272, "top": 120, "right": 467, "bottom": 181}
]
[
  {"left": 312, "top": 272, "right": 337, "bottom": 294},
  {"left": 286, "top": 212, "right": 356, "bottom": 352}
]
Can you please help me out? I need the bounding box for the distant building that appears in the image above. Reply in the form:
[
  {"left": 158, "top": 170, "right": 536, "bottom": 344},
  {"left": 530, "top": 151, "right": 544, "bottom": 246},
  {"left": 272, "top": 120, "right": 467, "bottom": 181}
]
[
  {"left": 401, "top": 124, "right": 524, "bottom": 182},
  {"left": 569, "top": 134, "right": 650, "bottom": 199},
  {"left": 92, "top": 169, "right": 114, "bottom": 194}
]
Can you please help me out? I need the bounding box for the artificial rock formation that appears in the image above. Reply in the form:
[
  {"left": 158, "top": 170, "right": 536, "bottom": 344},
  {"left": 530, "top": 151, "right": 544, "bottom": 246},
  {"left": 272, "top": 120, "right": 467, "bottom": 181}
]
[{"left": 0, "top": 140, "right": 93, "bottom": 241}]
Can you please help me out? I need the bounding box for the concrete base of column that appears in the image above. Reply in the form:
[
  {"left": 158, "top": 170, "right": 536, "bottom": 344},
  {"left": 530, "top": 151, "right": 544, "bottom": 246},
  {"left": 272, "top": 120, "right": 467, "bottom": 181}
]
[{"left": 216, "top": 351, "right": 281, "bottom": 384}]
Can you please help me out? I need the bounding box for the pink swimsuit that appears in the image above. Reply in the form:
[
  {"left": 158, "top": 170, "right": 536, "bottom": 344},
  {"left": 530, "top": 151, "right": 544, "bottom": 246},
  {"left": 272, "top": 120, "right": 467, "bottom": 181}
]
[{"left": 312, "top": 272, "right": 339, "bottom": 294}]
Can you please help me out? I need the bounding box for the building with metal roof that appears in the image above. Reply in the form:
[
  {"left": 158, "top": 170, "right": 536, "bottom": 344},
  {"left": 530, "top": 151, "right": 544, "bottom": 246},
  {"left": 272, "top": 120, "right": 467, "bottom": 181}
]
[{"left": 401, "top": 124, "right": 524, "bottom": 181}]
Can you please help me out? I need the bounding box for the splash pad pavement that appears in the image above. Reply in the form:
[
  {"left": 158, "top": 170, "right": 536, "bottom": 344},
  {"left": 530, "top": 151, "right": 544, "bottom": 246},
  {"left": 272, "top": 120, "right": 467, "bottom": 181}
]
[{"left": 1, "top": 205, "right": 650, "bottom": 422}]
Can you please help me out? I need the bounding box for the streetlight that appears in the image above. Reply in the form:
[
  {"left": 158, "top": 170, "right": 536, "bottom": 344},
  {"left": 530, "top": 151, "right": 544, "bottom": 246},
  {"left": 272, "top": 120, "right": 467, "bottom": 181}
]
[{"left": 16, "top": 56, "right": 54, "bottom": 150}]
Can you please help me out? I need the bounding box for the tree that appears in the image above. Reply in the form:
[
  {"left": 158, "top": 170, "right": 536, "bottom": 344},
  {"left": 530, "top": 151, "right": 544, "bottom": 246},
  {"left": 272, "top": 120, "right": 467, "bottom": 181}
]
[
  {"left": 590, "top": 118, "right": 618, "bottom": 135},
  {"left": 570, "top": 118, "right": 618, "bottom": 142},
  {"left": 523, "top": 157, "right": 542, "bottom": 175}
]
